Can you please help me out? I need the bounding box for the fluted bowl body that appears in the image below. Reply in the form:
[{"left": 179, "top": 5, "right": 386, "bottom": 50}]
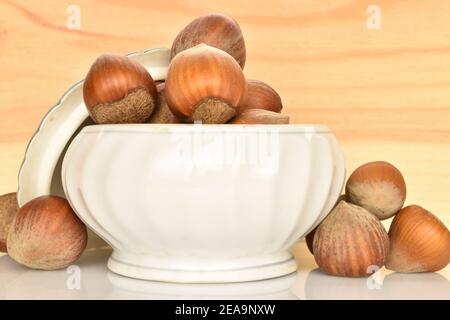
[{"left": 62, "top": 124, "right": 345, "bottom": 283}]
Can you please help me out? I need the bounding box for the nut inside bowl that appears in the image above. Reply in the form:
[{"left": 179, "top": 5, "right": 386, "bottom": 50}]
[{"left": 62, "top": 123, "right": 345, "bottom": 283}]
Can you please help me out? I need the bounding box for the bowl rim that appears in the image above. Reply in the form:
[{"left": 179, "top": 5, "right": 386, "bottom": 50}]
[{"left": 79, "top": 123, "right": 331, "bottom": 134}]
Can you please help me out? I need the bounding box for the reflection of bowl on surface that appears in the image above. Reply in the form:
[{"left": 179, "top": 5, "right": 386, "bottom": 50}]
[
  {"left": 107, "top": 271, "right": 298, "bottom": 300},
  {"left": 62, "top": 124, "right": 345, "bottom": 283}
]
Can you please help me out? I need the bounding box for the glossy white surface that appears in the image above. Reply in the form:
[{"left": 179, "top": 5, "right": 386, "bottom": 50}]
[
  {"left": 1, "top": 242, "right": 448, "bottom": 300},
  {"left": 61, "top": 124, "right": 345, "bottom": 283}
]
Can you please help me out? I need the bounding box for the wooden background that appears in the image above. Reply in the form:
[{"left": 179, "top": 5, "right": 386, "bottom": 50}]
[{"left": 0, "top": 0, "right": 449, "bottom": 226}]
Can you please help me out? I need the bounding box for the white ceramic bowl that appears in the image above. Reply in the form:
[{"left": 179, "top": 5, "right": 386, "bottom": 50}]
[{"left": 62, "top": 123, "right": 345, "bottom": 283}]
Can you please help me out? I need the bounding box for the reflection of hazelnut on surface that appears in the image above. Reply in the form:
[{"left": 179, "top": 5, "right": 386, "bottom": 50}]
[
  {"left": 0, "top": 193, "right": 19, "bottom": 253},
  {"left": 148, "top": 83, "right": 181, "bottom": 124},
  {"left": 171, "top": 13, "right": 246, "bottom": 69},
  {"left": 7, "top": 196, "right": 87, "bottom": 270},
  {"left": 238, "top": 80, "right": 283, "bottom": 113},
  {"left": 346, "top": 161, "right": 406, "bottom": 220},
  {"left": 165, "top": 44, "right": 246, "bottom": 124},
  {"left": 313, "top": 200, "right": 390, "bottom": 277},
  {"left": 386, "top": 205, "right": 450, "bottom": 273},
  {"left": 230, "top": 109, "right": 289, "bottom": 124},
  {"left": 83, "top": 54, "right": 157, "bottom": 124}
]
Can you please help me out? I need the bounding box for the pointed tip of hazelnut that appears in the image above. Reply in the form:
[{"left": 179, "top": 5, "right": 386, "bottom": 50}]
[
  {"left": 238, "top": 79, "right": 283, "bottom": 113},
  {"left": 313, "top": 200, "right": 389, "bottom": 277},
  {"left": 171, "top": 12, "right": 246, "bottom": 68},
  {"left": 385, "top": 205, "right": 450, "bottom": 273},
  {"left": 305, "top": 195, "right": 346, "bottom": 255}
]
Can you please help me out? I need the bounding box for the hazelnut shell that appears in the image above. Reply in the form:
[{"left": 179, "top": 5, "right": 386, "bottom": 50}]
[
  {"left": 0, "top": 193, "right": 19, "bottom": 253},
  {"left": 238, "top": 80, "right": 283, "bottom": 113},
  {"left": 305, "top": 195, "right": 347, "bottom": 255},
  {"left": 171, "top": 13, "right": 246, "bottom": 68},
  {"left": 148, "top": 83, "right": 181, "bottom": 124},
  {"left": 385, "top": 205, "right": 450, "bottom": 273},
  {"left": 165, "top": 44, "right": 246, "bottom": 124},
  {"left": 7, "top": 196, "right": 87, "bottom": 270},
  {"left": 230, "top": 109, "right": 289, "bottom": 124},
  {"left": 83, "top": 53, "right": 157, "bottom": 124},
  {"left": 313, "top": 200, "right": 390, "bottom": 277}
]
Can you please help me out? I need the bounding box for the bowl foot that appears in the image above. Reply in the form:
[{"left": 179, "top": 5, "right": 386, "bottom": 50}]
[{"left": 107, "top": 251, "right": 298, "bottom": 283}]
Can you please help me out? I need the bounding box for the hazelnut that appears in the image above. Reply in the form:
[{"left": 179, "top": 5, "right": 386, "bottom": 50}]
[
  {"left": 148, "top": 83, "right": 181, "bottom": 124},
  {"left": 238, "top": 80, "right": 283, "bottom": 113},
  {"left": 313, "top": 200, "right": 390, "bottom": 277},
  {"left": 305, "top": 195, "right": 346, "bottom": 255},
  {"left": 230, "top": 109, "right": 289, "bottom": 124},
  {"left": 385, "top": 205, "right": 450, "bottom": 273},
  {"left": 346, "top": 161, "right": 407, "bottom": 220},
  {"left": 7, "top": 196, "right": 87, "bottom": 270},
  {"left": 171, "top": 13, "right": 246, "bottom": 69},
  {"left": 83, "top": 53, "right": 158, "bottom": 124},
  {"left": 165, "top": 44, "right": 247, "bottom": 124},
  {"left": 0, "top": 193, "right": 19, "bottom": 253}
]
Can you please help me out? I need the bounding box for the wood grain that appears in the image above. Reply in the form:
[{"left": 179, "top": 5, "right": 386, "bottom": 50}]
[{"left": 0, "top": 0, "right": 449, "bottom": 225}]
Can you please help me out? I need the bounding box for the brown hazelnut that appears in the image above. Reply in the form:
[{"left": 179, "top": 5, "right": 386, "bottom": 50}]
[
  {"left": 229, "top": 109, "right": 289, "bottom": 124},
  {"left": 83, "top": 53, "right": 158, "bottom": 124},
  {"left": 385, "top": 205, "right": 450, "bottom": 272},
  {"left": 7, "top": 196, "right": 87, "bottom": 270},
  {"left": 313, "top": 200, "right": 390, "bottom": 277},
  {"left": 346, "top": 161, "right": 407, "bottom": 220},
  {"left": 0, "top": 192, "right": 19, "bottom": 253},
  {"left": 165, "top": 44, "right": 247, "bottom": 124},
  {"left": 238, "top": 80, "right": 283, "bottom": 113},
  {"left": 305, "top": 195, "right": 348, "bottom": 255},
  {"left": 148, "top": 83, "right": 181, "bottom": 124},
  {"left": 171, "top": 13, "right": 246, "bottom": 68}
]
